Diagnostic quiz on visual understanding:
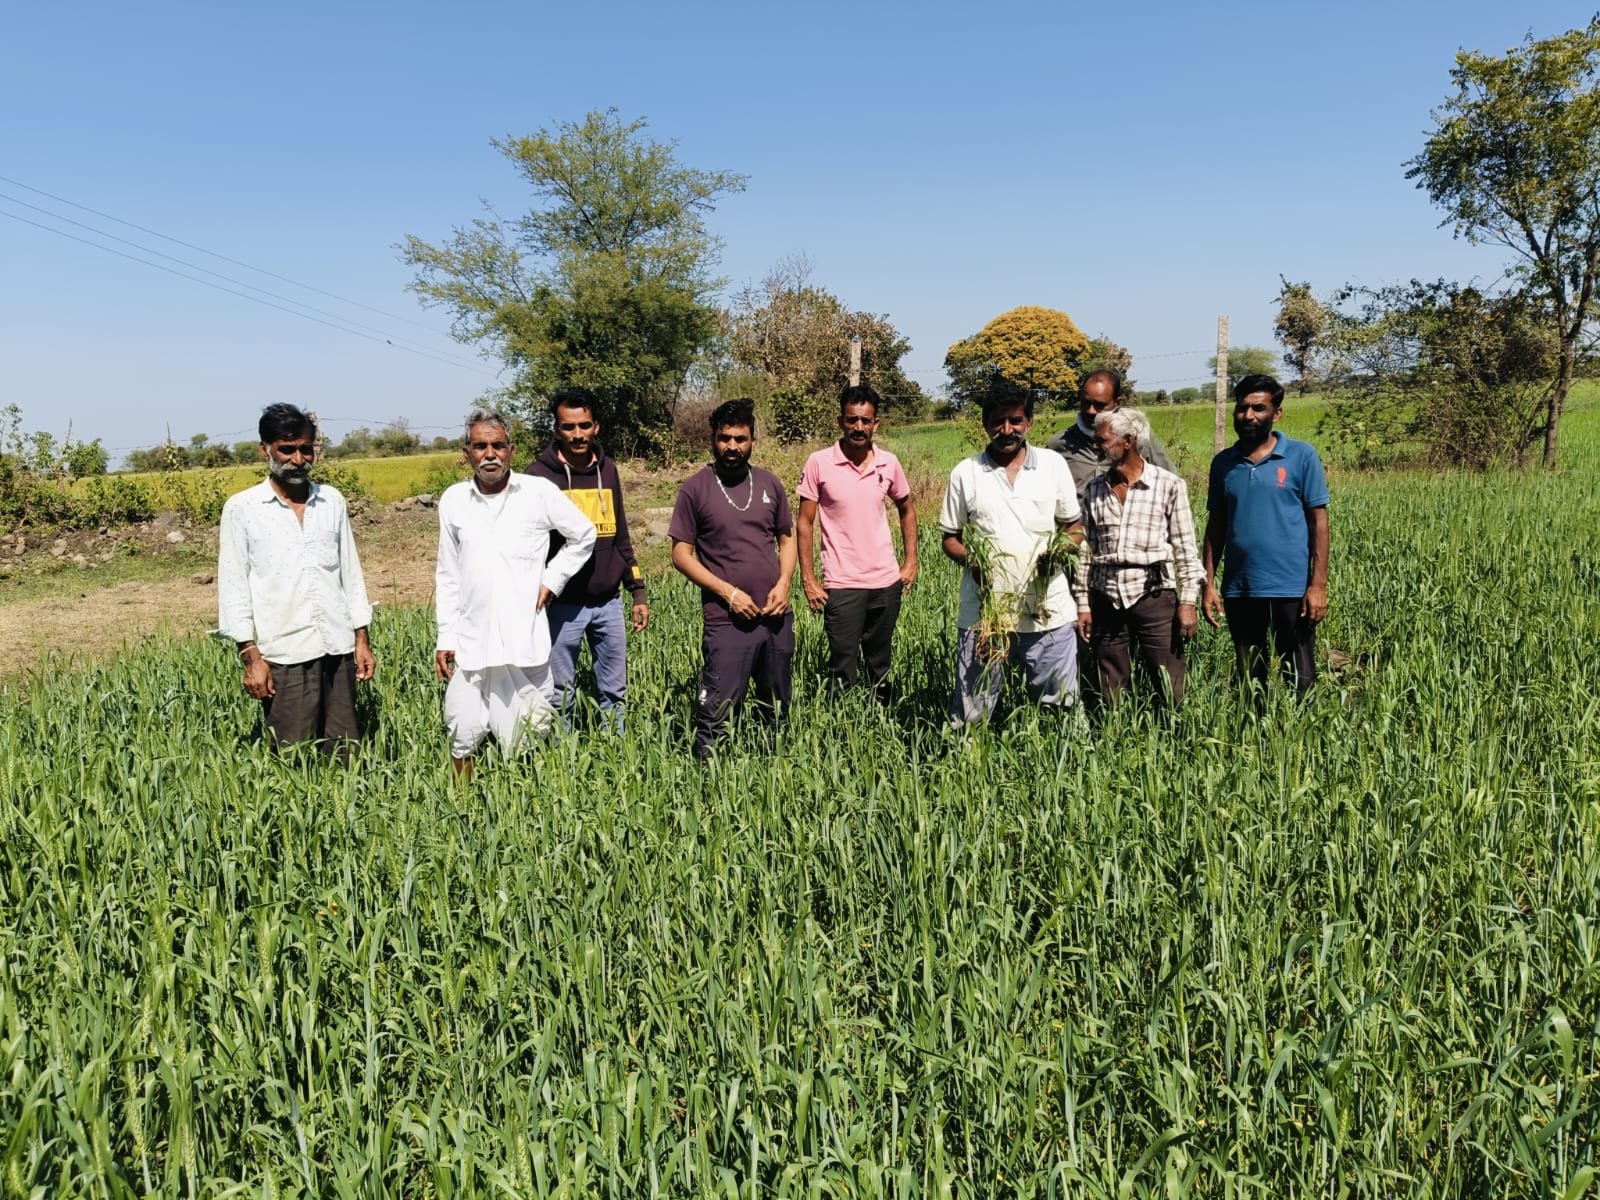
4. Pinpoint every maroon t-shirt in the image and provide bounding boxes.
[669,464,793,624]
